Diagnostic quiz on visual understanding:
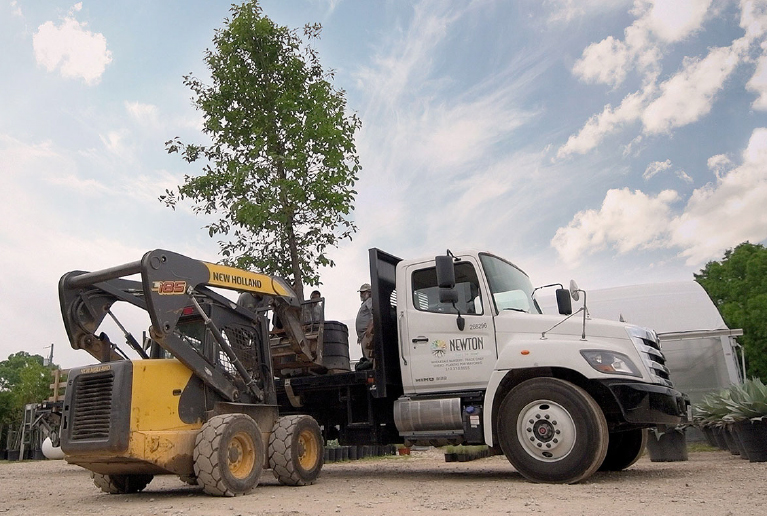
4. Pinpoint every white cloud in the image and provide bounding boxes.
[643,159,672,180]
[739,0,767,42]
[676,169,694,183]
[544,0,631,24]
[557,89,649,158]
[99,130,130,157]
[559,0,756,157]
[642,44,743,134]
[746,45,767,110]
[637,0,712,44]
[47,174,112,196]
[125,101,160,126]
[573,36,631,87]
[553,127,767,266]
[33,13,112,85]
[643,159,694,183]
[551,188,680,266]
[10,0,21,16]
[572,0,712,88]
[707,153,733,180]
[671,128,767,263]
